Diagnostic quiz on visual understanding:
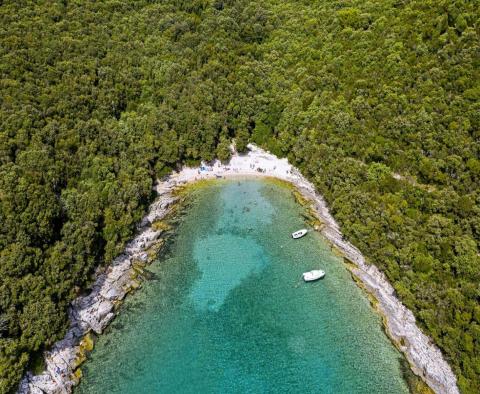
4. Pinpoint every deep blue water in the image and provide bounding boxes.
[77,179,409,393]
